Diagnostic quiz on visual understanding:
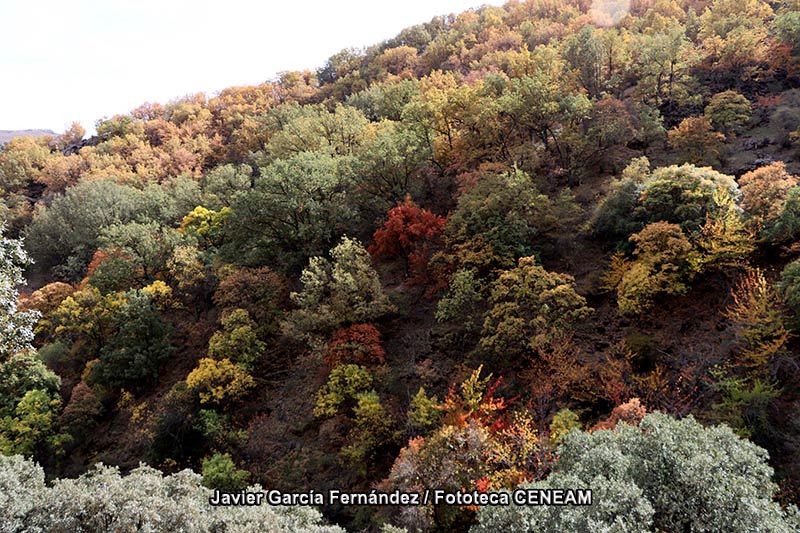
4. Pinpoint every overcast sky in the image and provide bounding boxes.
[0,0,503,134]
